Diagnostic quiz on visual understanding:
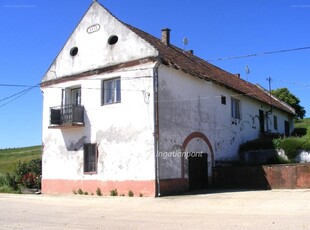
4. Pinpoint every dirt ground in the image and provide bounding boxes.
[0,189,309,230]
